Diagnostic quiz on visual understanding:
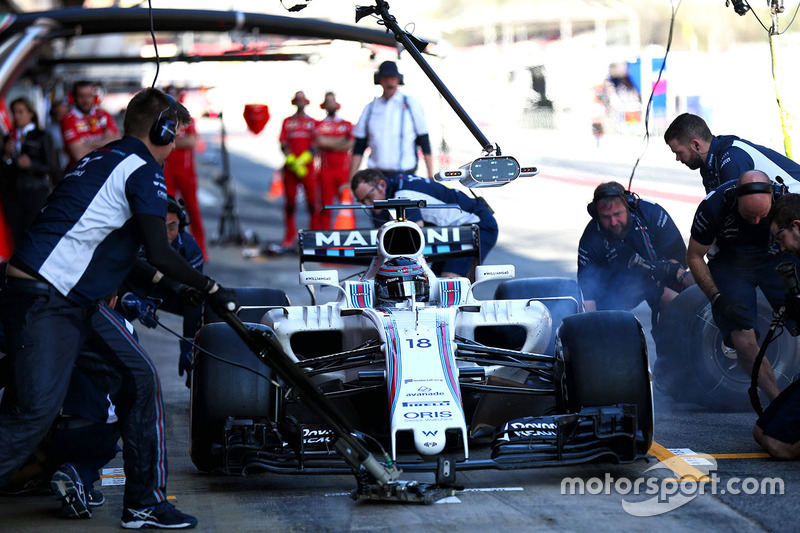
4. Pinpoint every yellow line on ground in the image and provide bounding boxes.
[671,452,770,459]
[707,453,770,459]
[647,441,712,481]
